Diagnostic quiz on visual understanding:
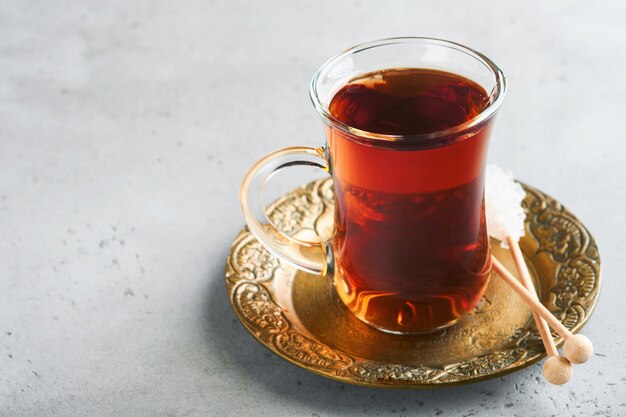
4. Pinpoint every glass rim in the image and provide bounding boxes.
[309,37,507,143]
